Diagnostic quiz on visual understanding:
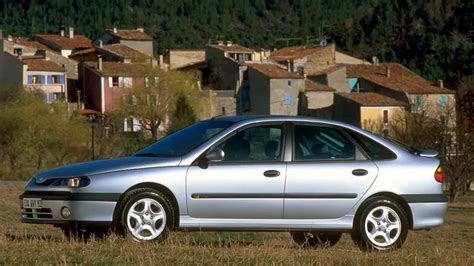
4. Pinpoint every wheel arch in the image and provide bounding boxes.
[353,192,413,230]
[112,182,180,230]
